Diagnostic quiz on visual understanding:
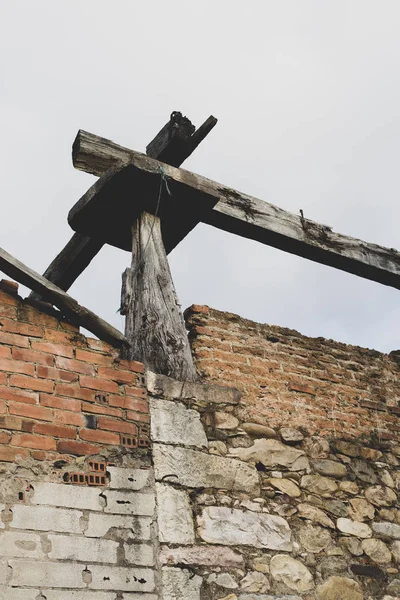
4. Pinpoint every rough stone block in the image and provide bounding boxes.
[10,505,83,533]
[48,534,119,563]
[88,565,154,592]
[159,544,244,568]
[0,531,44,558]
[8,560,86,588]
[108,467,151,490]
[102,491,155,516]
[156,483,195,544]
[31,482,102,511]
[124,543,154,566]
[84,513,152,539]
[197,507,292,551]
[150,398,208,448]
[153,444,259,493]
[162,567,202,600]
[147,371,241,404]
